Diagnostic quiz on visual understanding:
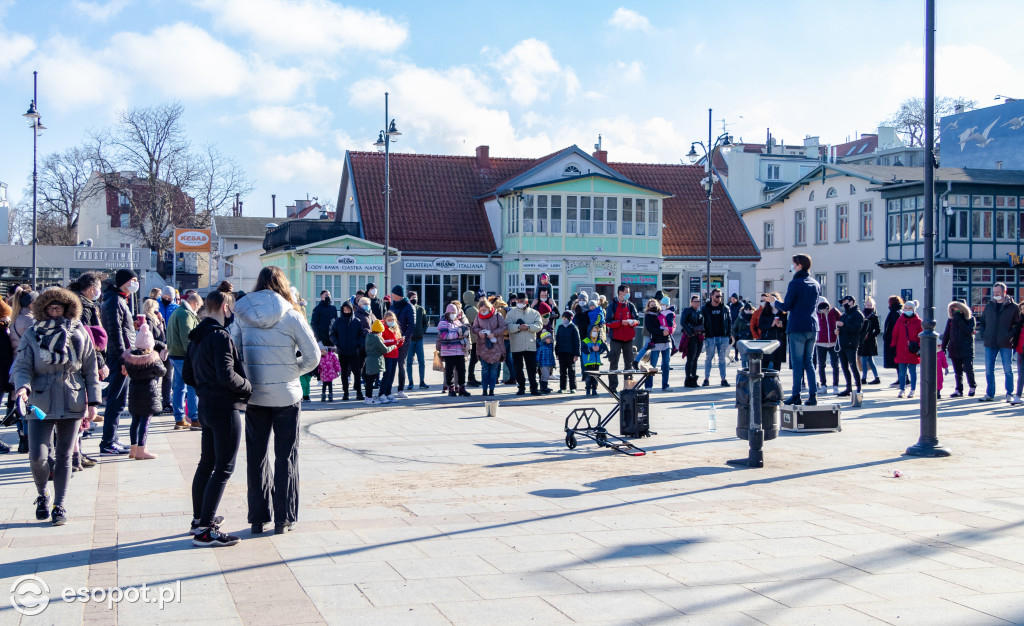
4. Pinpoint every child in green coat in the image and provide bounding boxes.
[363,320,393,405]
[580,326,607,395]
